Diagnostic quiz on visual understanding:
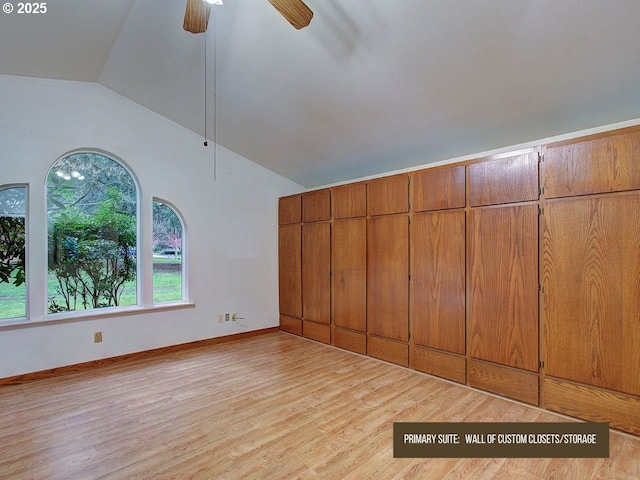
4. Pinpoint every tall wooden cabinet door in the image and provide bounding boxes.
[302,222,331,324]
[278,224,302,318]
[332,218,367,332]
[411,210,465,354]
[367,215,409,342]
[543,194,640,396]
[469,204,539,372]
